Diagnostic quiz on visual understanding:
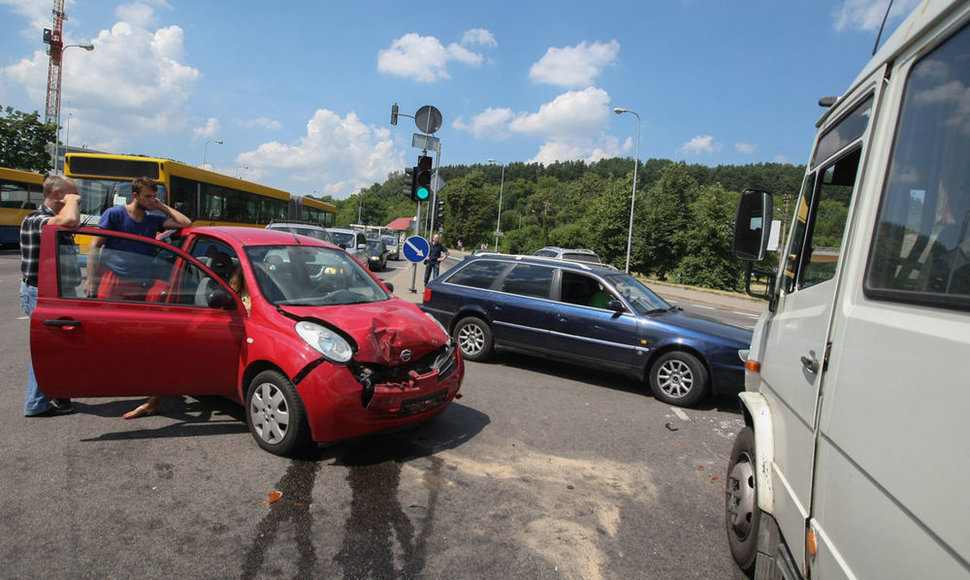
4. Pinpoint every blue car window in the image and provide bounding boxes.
[447,260,508,289]
[501,264,553,299]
